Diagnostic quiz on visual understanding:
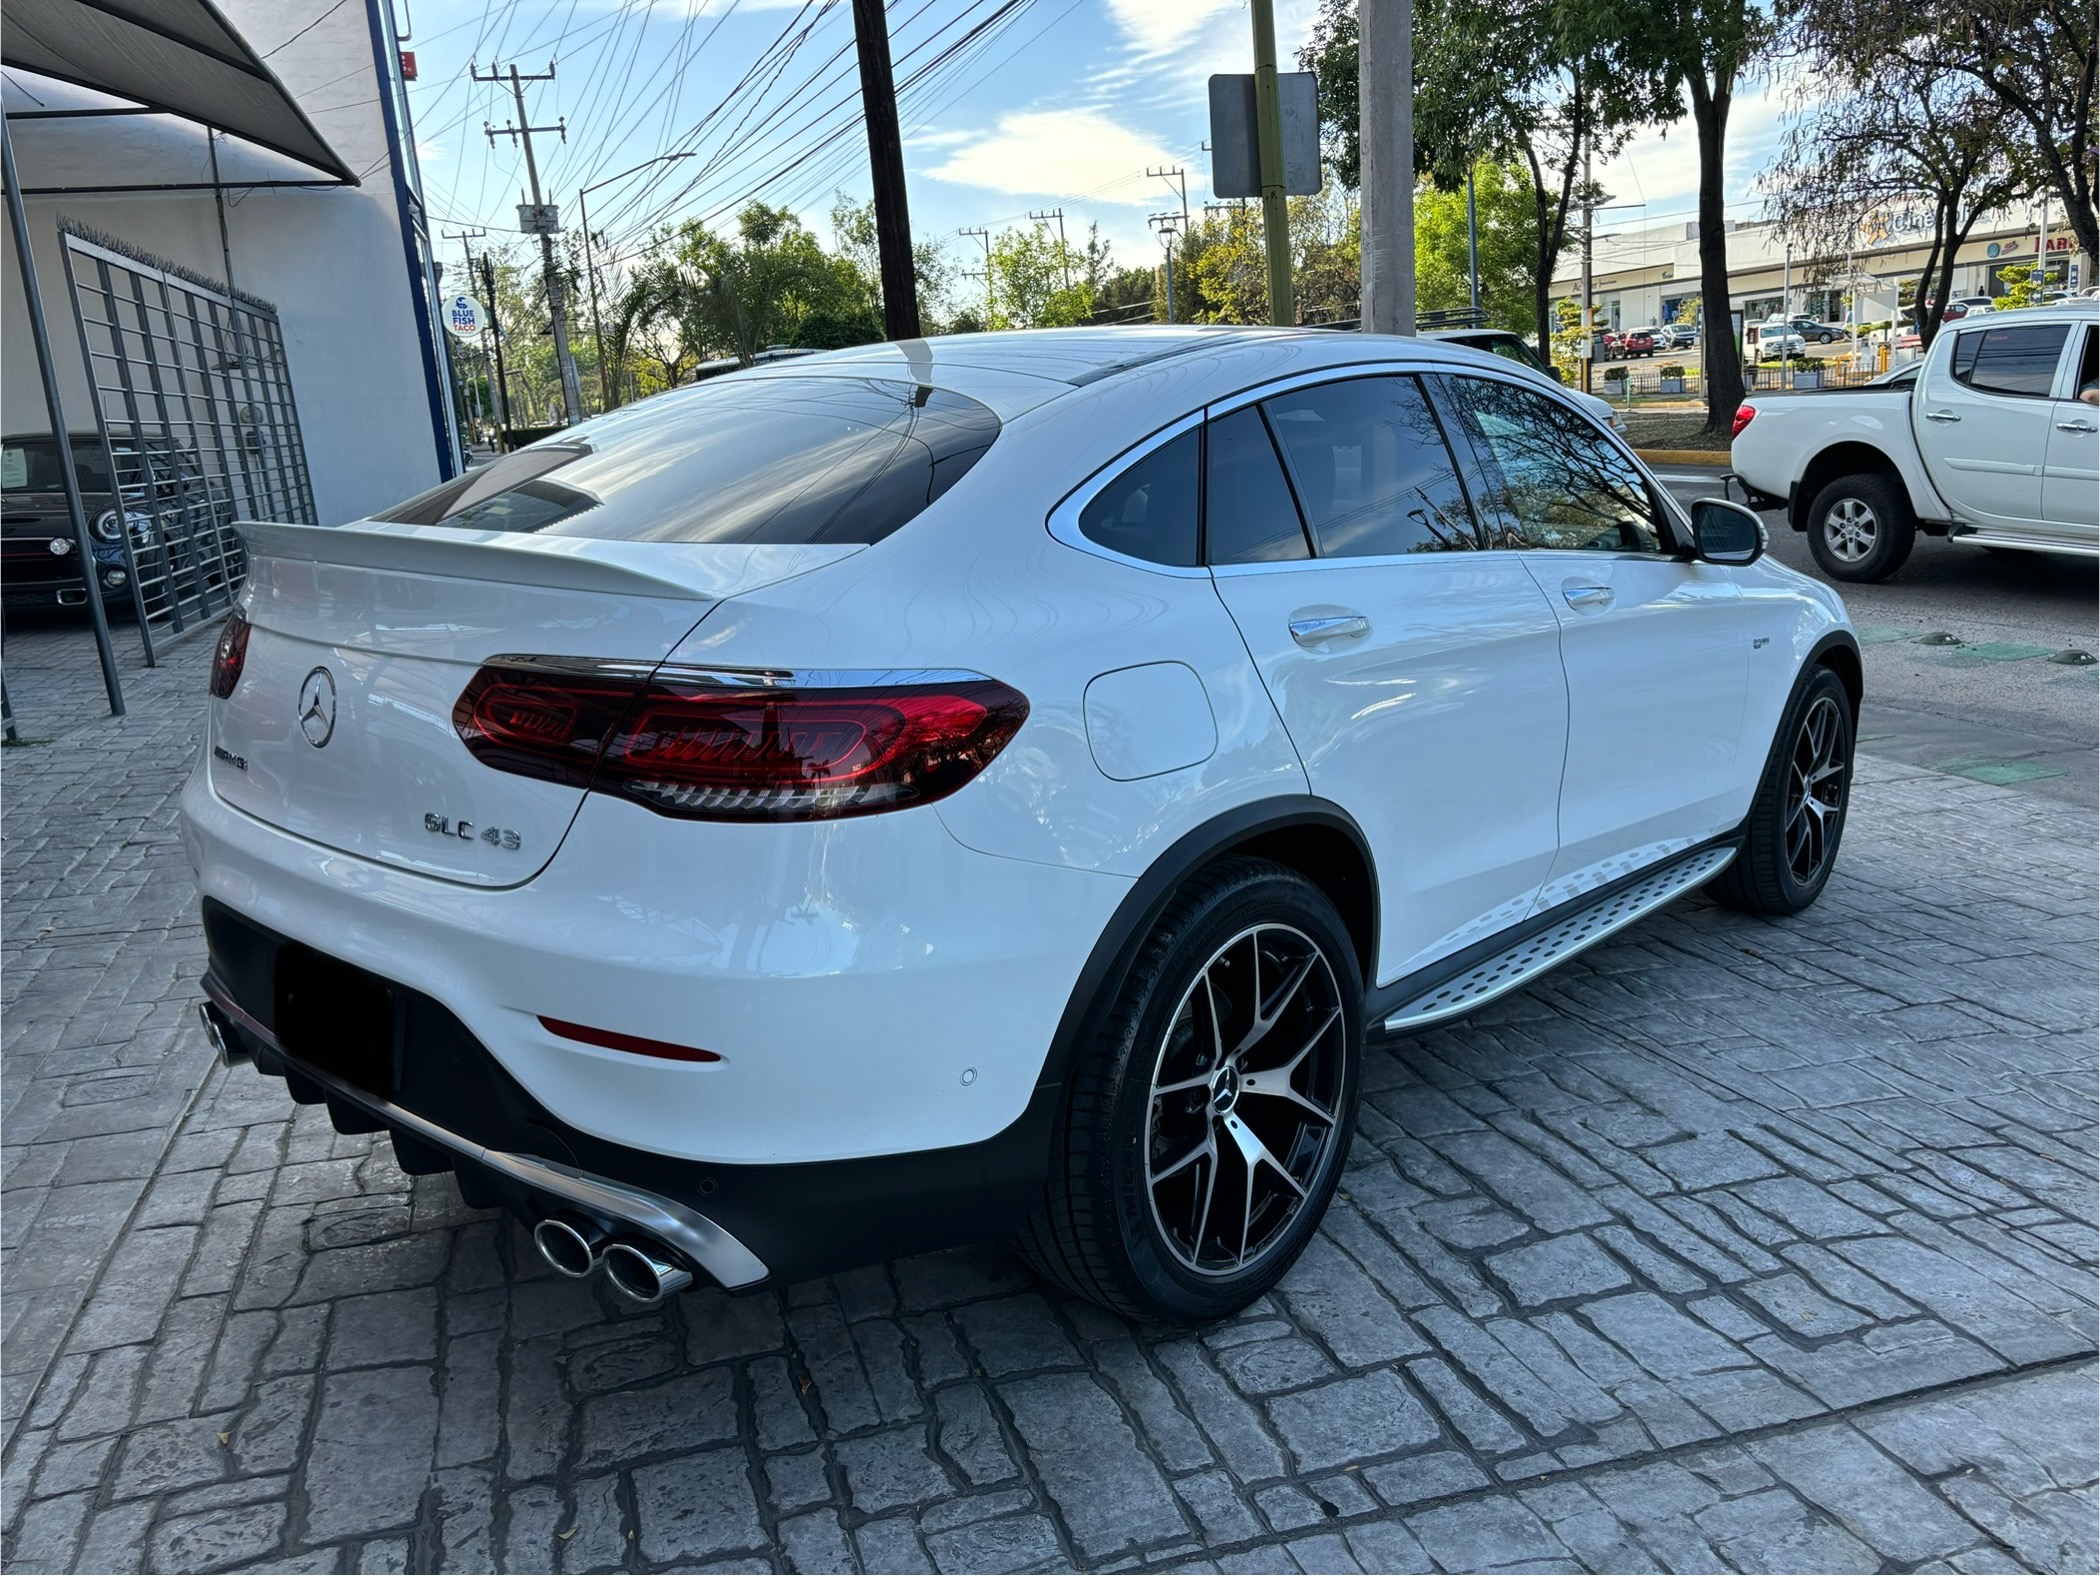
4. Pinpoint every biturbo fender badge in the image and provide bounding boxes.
[424,812,522,851]
[296,666,337,748]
